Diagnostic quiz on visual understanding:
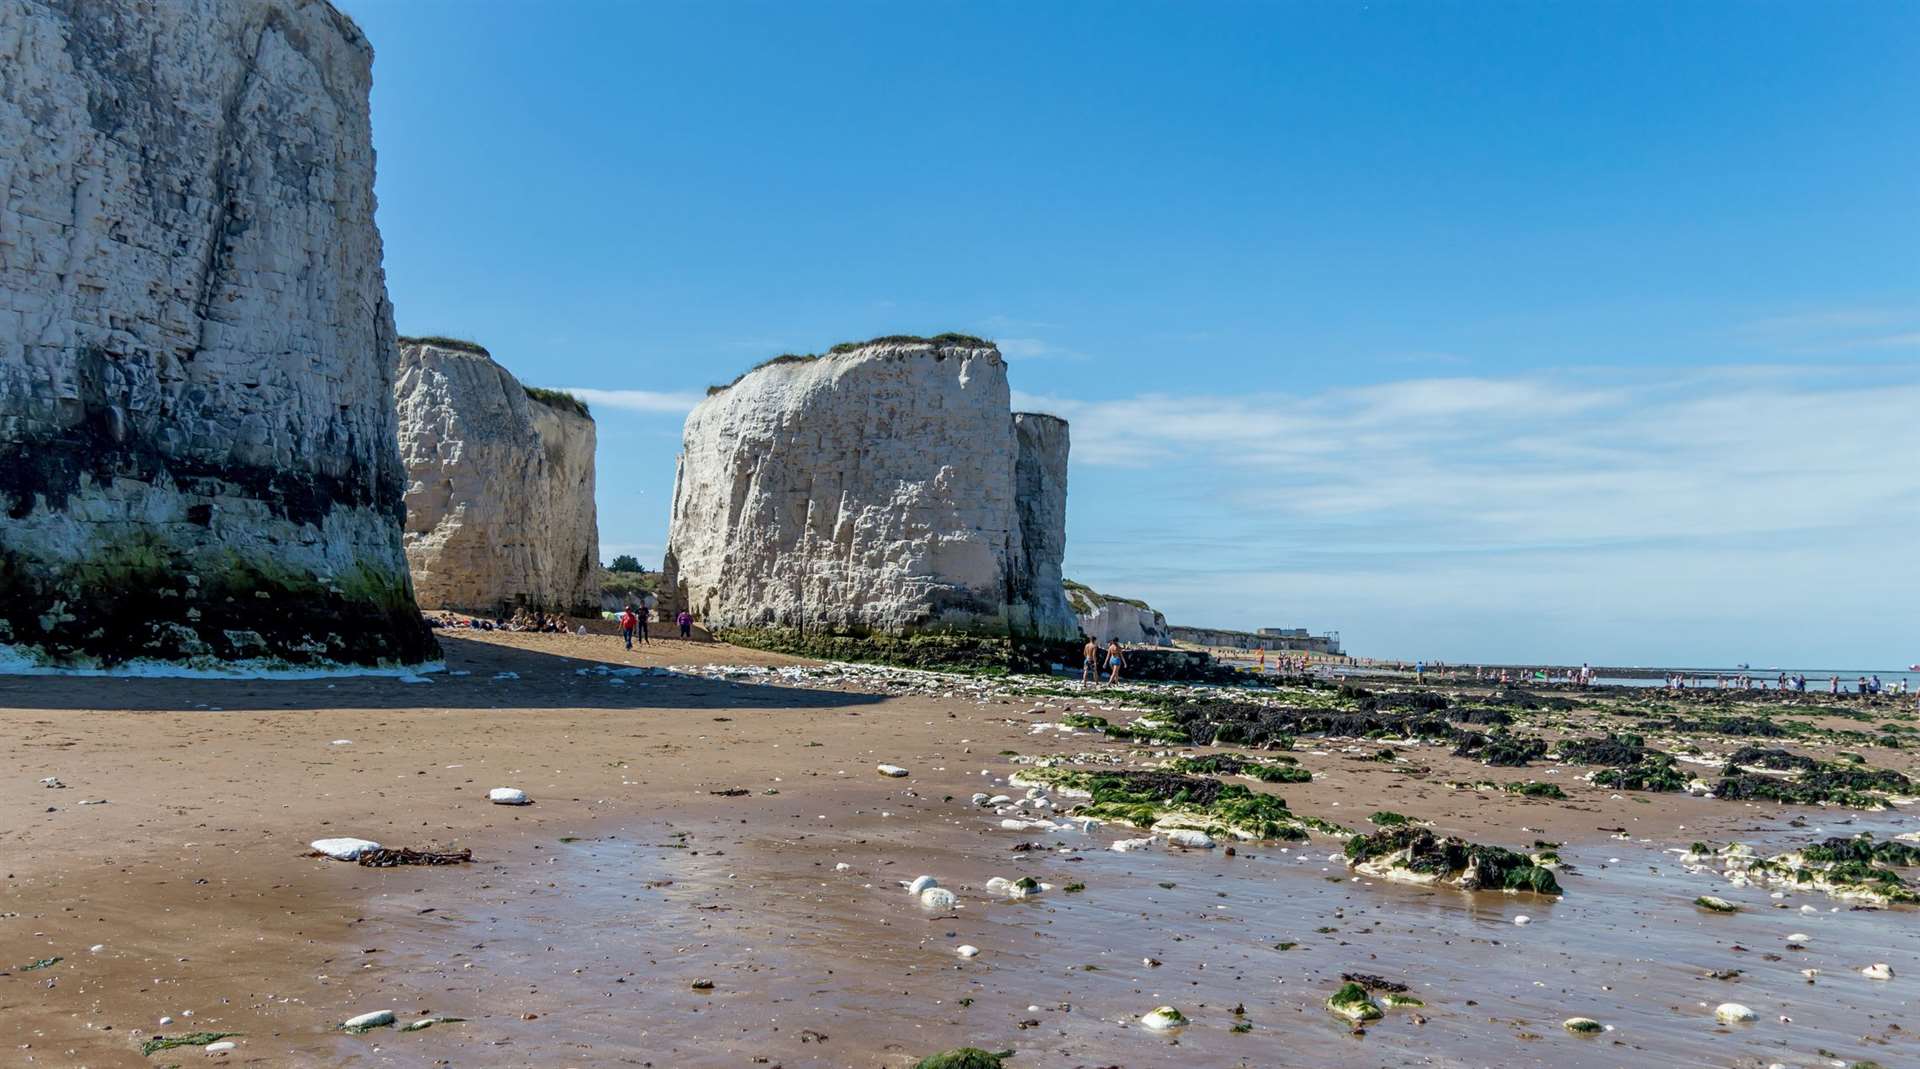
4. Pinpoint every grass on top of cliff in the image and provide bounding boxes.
[1063,579,1153,613]
[398,334,490,356]
[523,385,590,417]
[706,334,997,395]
